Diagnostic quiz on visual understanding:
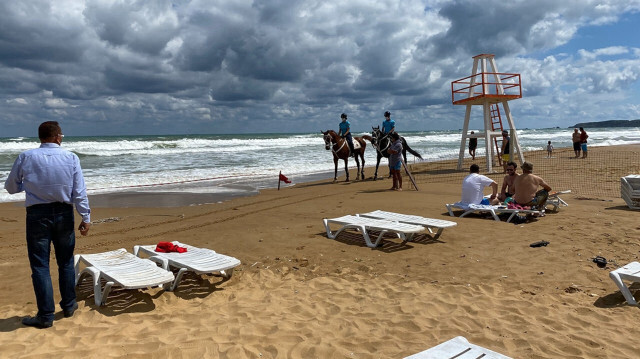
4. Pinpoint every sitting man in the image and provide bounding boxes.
[461,164,499,205]
[513,161,552,209]
[498,161,519,202]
